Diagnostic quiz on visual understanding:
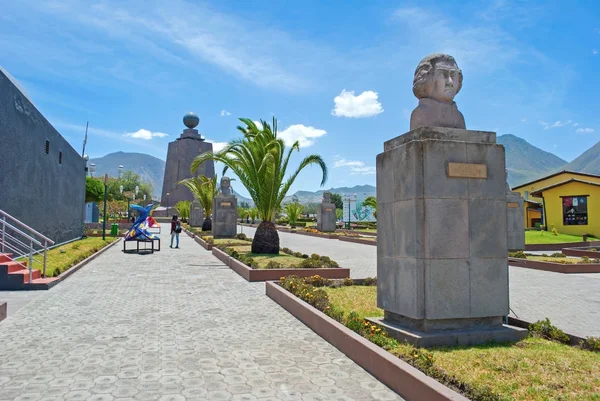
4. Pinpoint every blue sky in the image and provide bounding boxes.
[2,0,599,198]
